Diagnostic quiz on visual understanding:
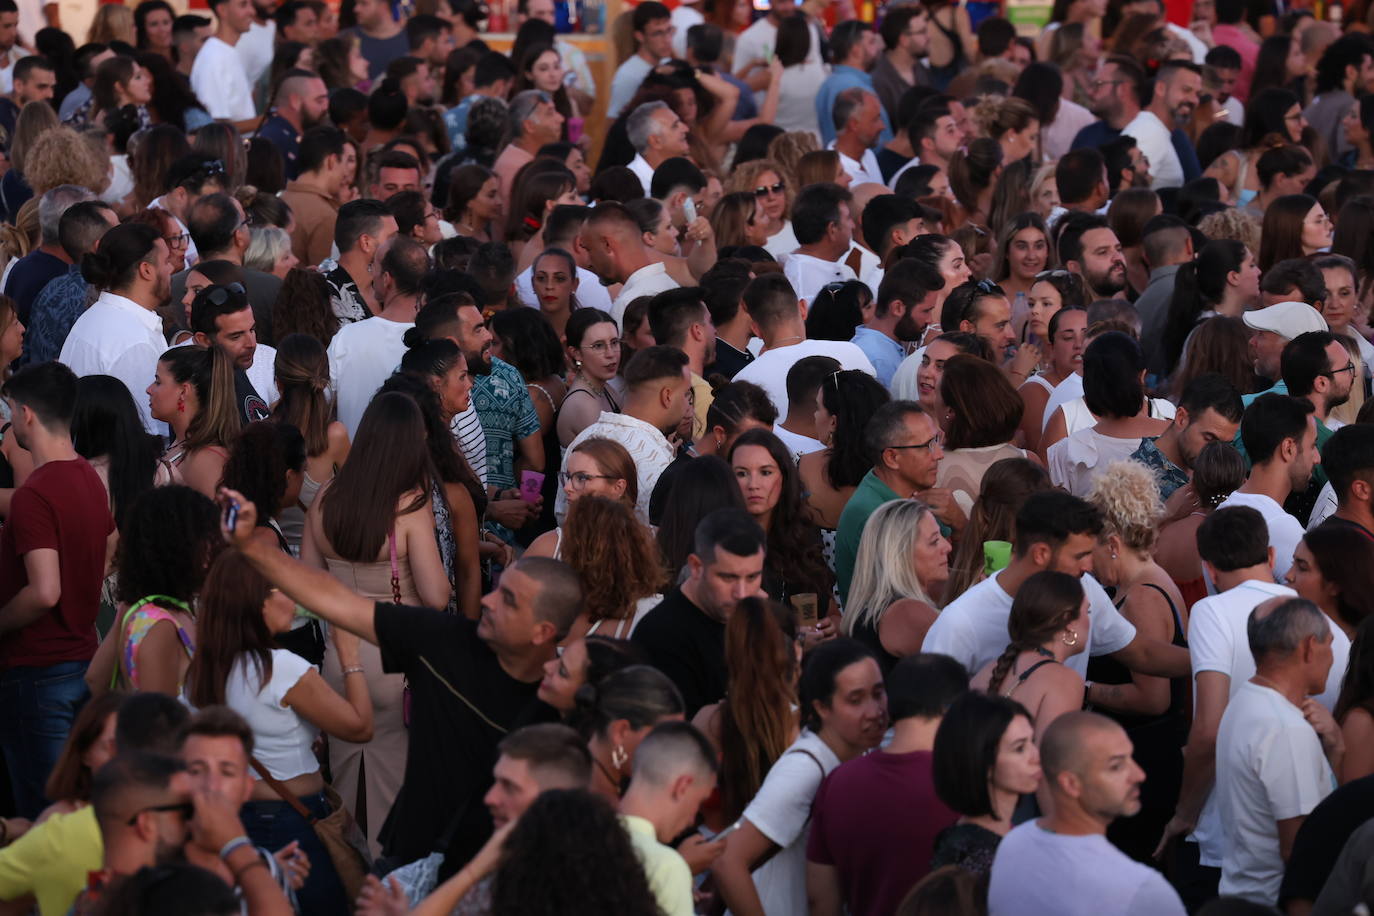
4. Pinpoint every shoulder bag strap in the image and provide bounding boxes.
[389,529,402,604]
[249,758,317,824]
